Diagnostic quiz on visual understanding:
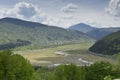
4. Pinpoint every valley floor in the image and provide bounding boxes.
[15,43,117,67]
